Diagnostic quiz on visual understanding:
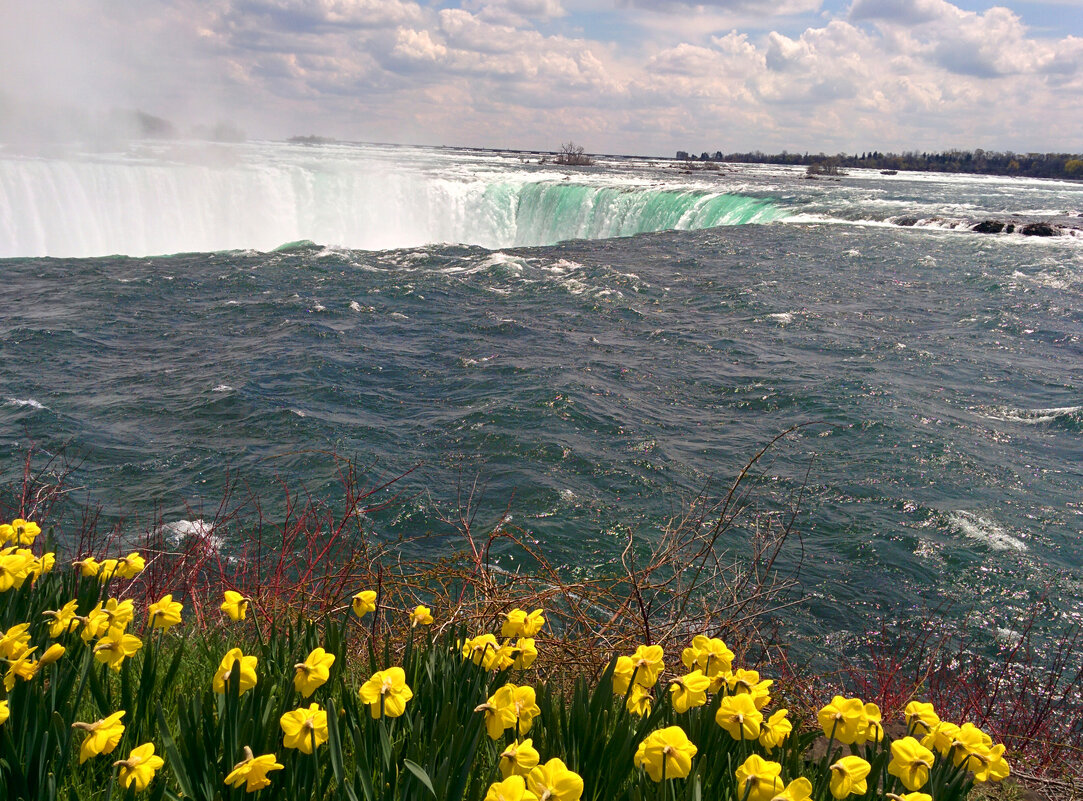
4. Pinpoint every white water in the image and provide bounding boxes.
[0,141,784,258]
